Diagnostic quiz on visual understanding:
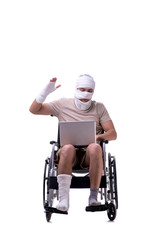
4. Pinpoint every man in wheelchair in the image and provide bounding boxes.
[29,74,117,213]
